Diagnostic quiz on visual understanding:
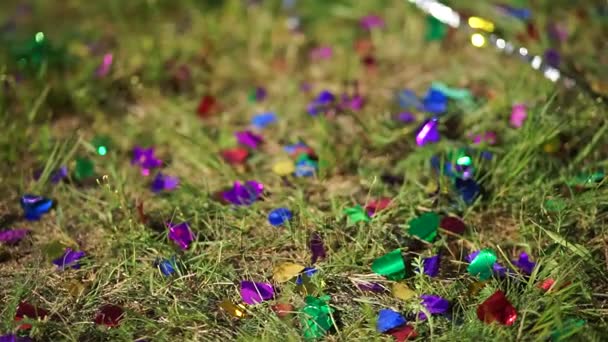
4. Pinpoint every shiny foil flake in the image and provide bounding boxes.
[20,194,53,221]
[418,295,449,320]
[240,281,275,305]
[439,216,466,235]
[421,89,447,114]
[95,53,113,78]
[222,181,264,205]
[197,95,218,118]
[415,118,440,146]
[389,324,417,341]
[268,207,293,226]
[344,205,370,224]
[307,90,336,116]
[74,157,95,180]
[0,334,32,342]
[132,146,162,176]
[420,255,440,277]
[477,291,517,326]
[235,130,264,149]
[251,112,277,129]
[371,249,406,280]
[167,222,195,250]
[155,257,177,276]
[408,212,440,242]
[309,46,333,61]
[510,103,527,128]
[392,282,416,300]
[467,249,497,280]
[150,173,179,193]
[33,165,68,184]
[300,295,333,340]
[94,304,124,327]
[272,303,295,318]
[0,229,29,244]
[377,309,406,333]
[221,147,249,165]
[365,198,391,217]
[15,301,48,330]
[360,15,384,30]
[273,262,305,283]
[219,300,246,318]
[512,252,536,275]
[52,248,86,270]
[357,282,386,293]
